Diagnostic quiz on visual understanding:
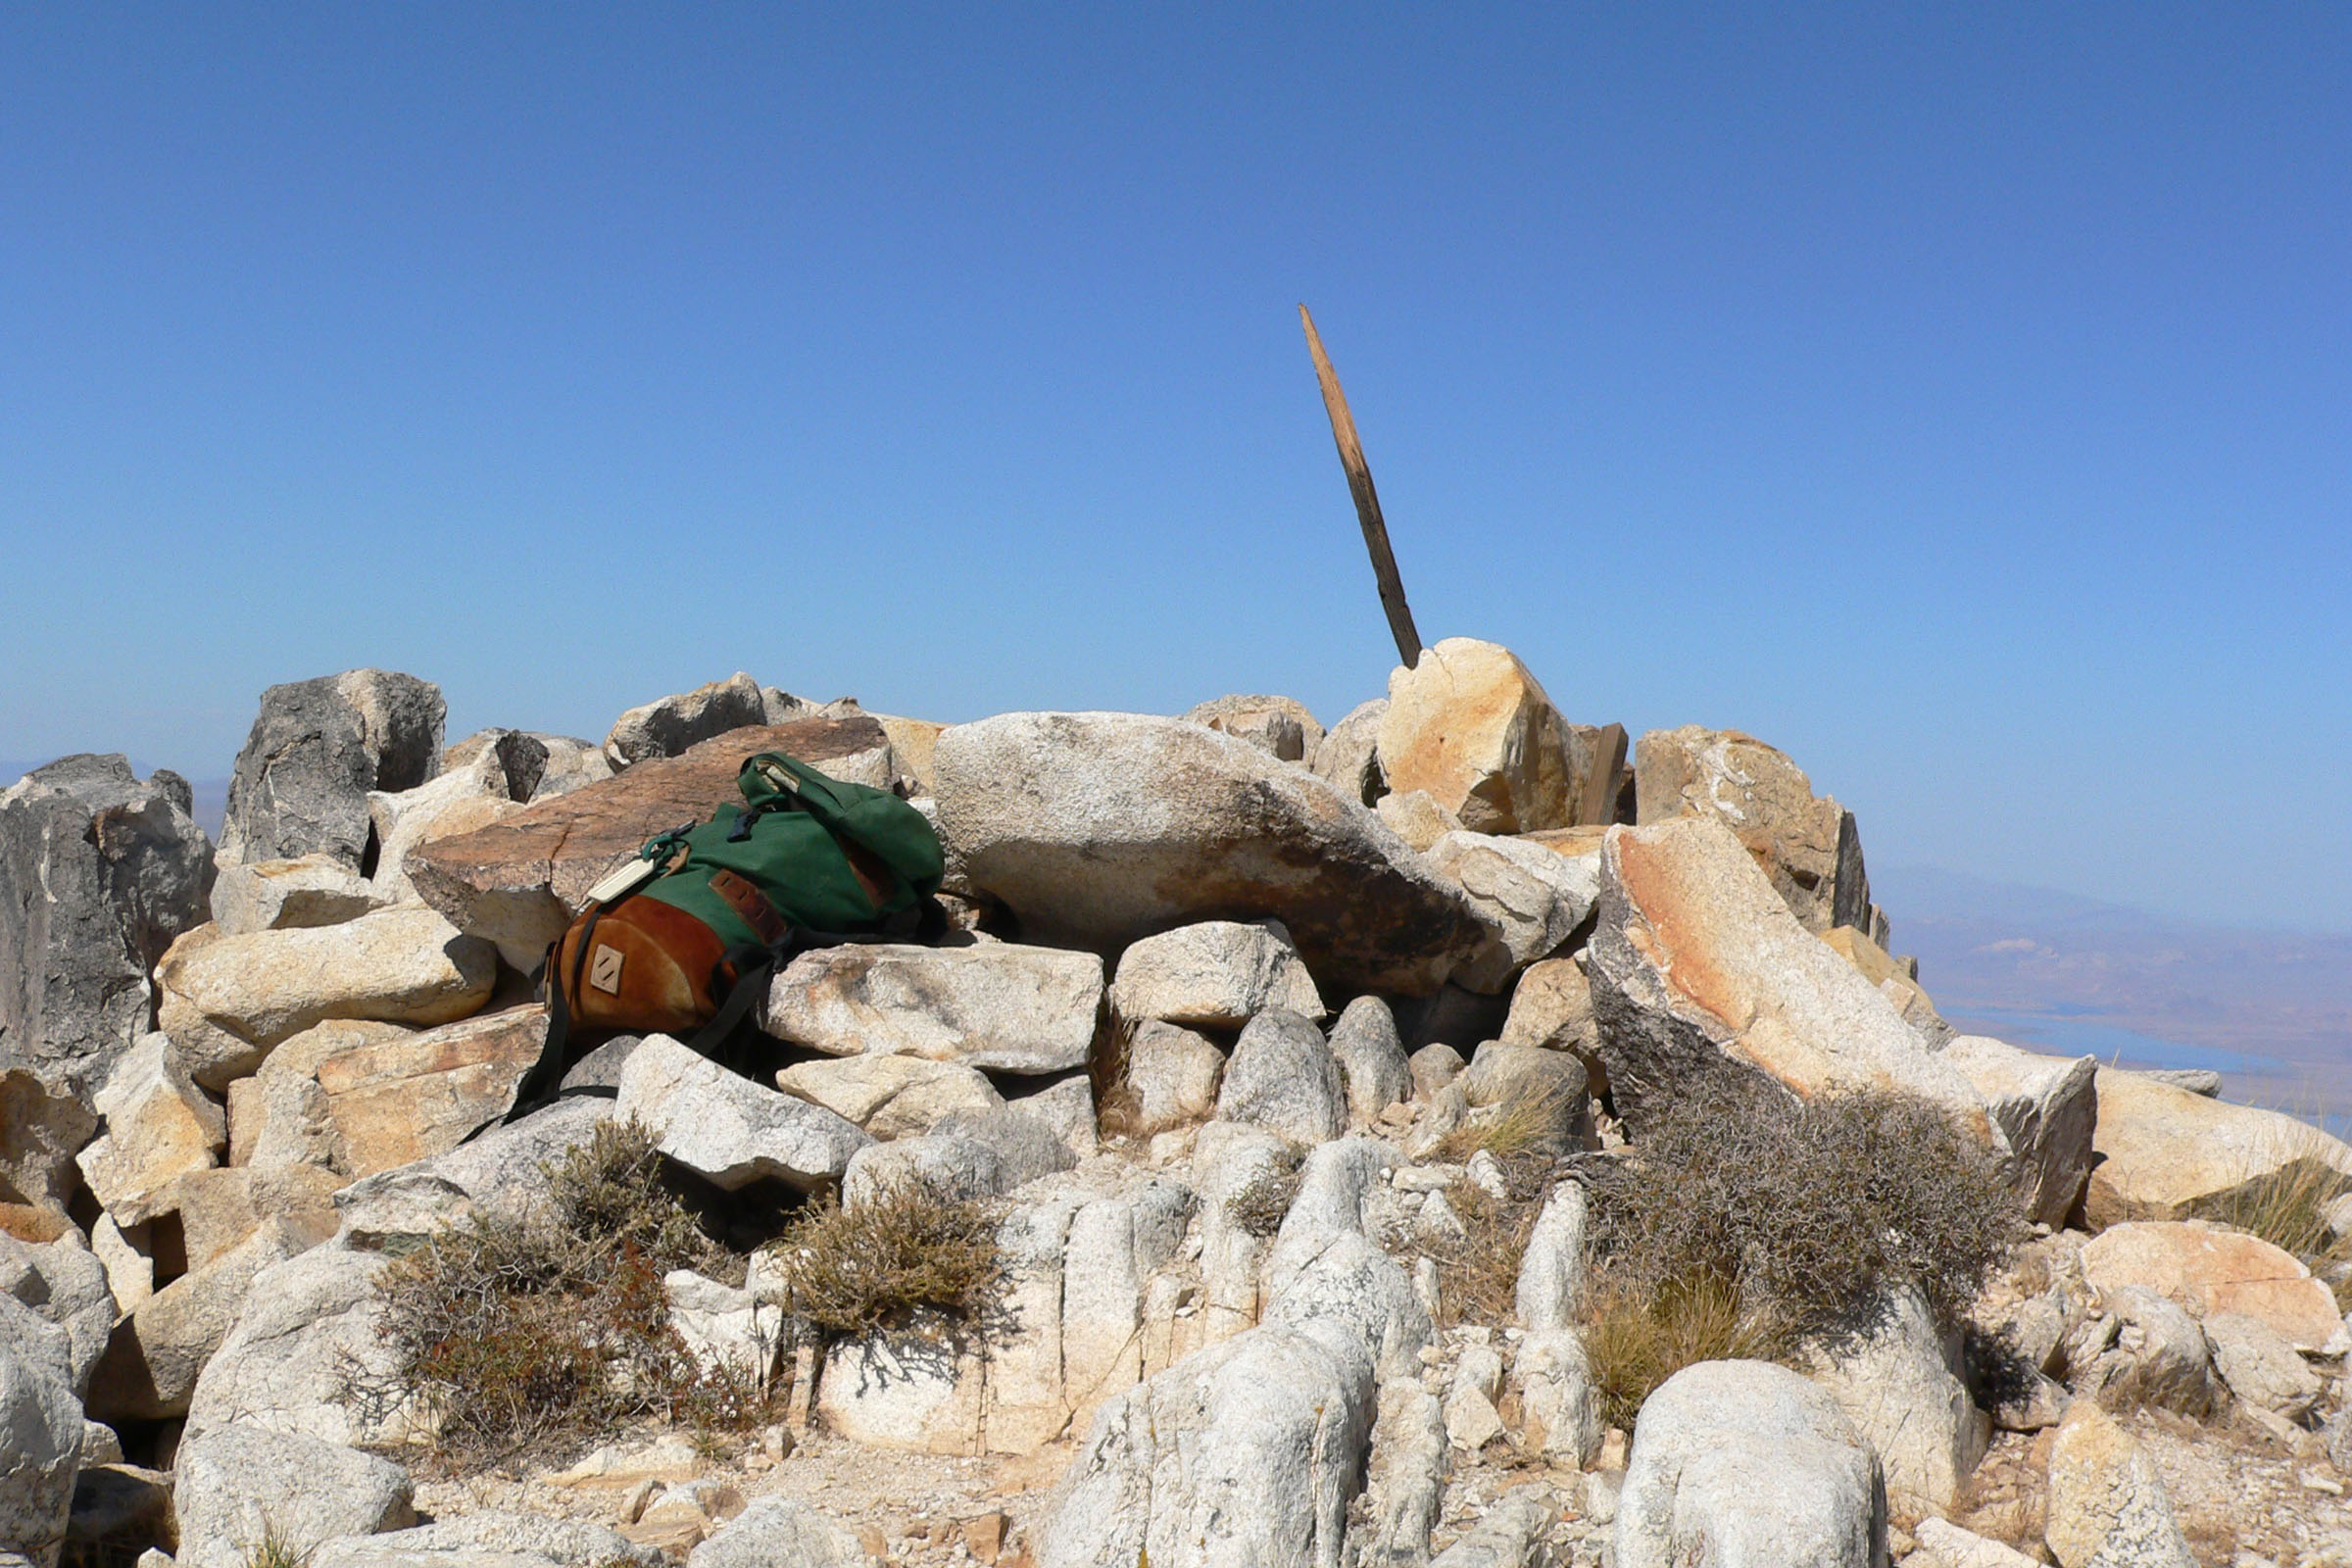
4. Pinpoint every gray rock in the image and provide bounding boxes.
[1122,1020,1225,1136]
[0,757,214,1138]
[1215,1009,1344,1145]
[662,1271,779,1380]
[1445,1343,1506,1450]
[1456,1041,1589,1150]
[1515,1184,1590,1331]
[685,1495,870,1568]
[315,1512,655,1568]
[934,711,1483,995]
[2202,1311,2322,1417]
[174,1426,415,1568]
[87,1219,302,1423]
[760,942,1103,1075]
[616,1035,868,1192]
[1108,919,1324,1029]
[1912,1517,2041,1567]
[1942,1037,2098,1230]
[841,1135,1005,1209]
[2079,1287,2217,1417]
[1181,695,1324,766]
[0,1236,115,1396]
[333,1096,611,1240]
[1499,956,1597,1054]
[183,1245,405,1447]
[1588,815,1998,1144]
[1407,1043,1464,1100]
[1310,699,1387,808]
[1427,1486,1553,1568]
[926,1107,1077,1189]
[1424,830,1600,994]
[218,671,444,870]
[1616,1359,1886,1568]
[1328,997,1409,1126]
[1002,1071,1098,1158]
[1803,1282,1985,1515]
[2134,1068,2222,1097]
[603,672,769,769]
[1514,1327,1601,1468]
[1350,1378,1446,1568]
[208,855,391,937]
[2044,1400,2194,1568]
[0,1328,83,1568]
[1275,1138,1397,1244]
[774,1054,1003,1139]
